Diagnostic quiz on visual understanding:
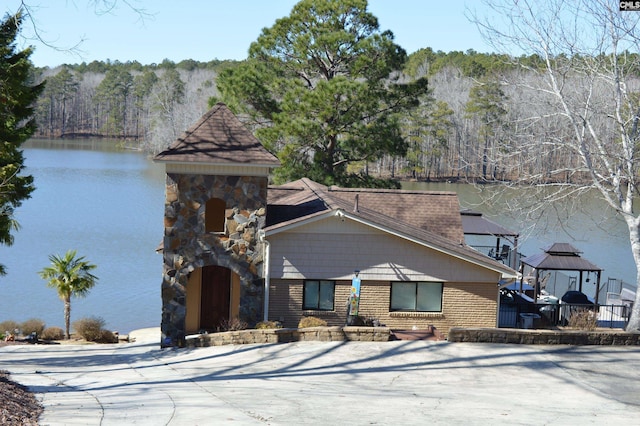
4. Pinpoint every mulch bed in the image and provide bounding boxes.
[0,341,43,425]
